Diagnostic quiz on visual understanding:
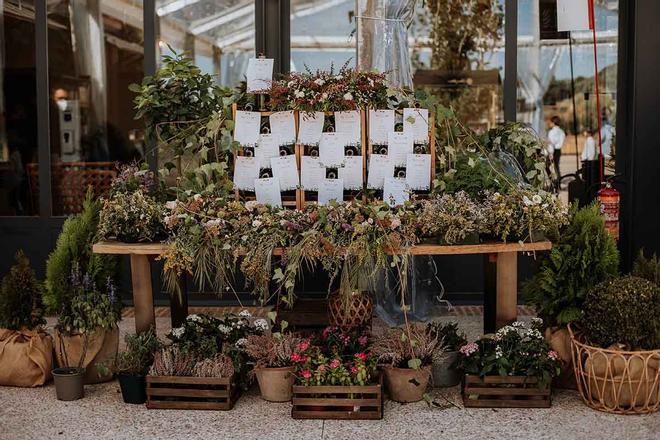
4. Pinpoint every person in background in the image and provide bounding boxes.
[581,128,598,162]
[600,117,614,159]
[547,116,566,187]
